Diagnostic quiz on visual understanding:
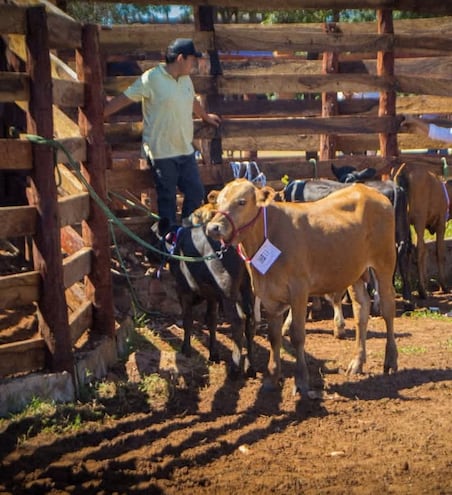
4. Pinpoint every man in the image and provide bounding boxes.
[104,38,221,225]
[401,116,452,143]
